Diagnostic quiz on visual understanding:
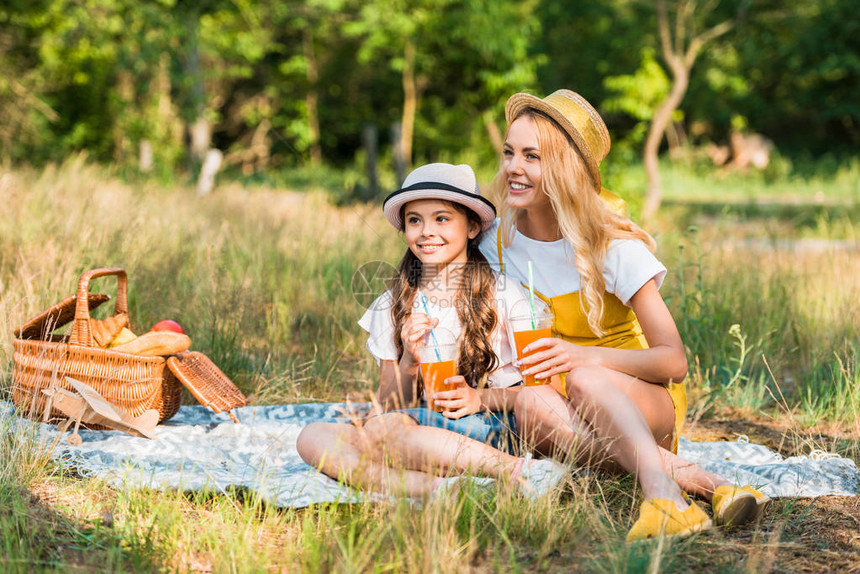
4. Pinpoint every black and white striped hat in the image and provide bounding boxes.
[382,163,496,231]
